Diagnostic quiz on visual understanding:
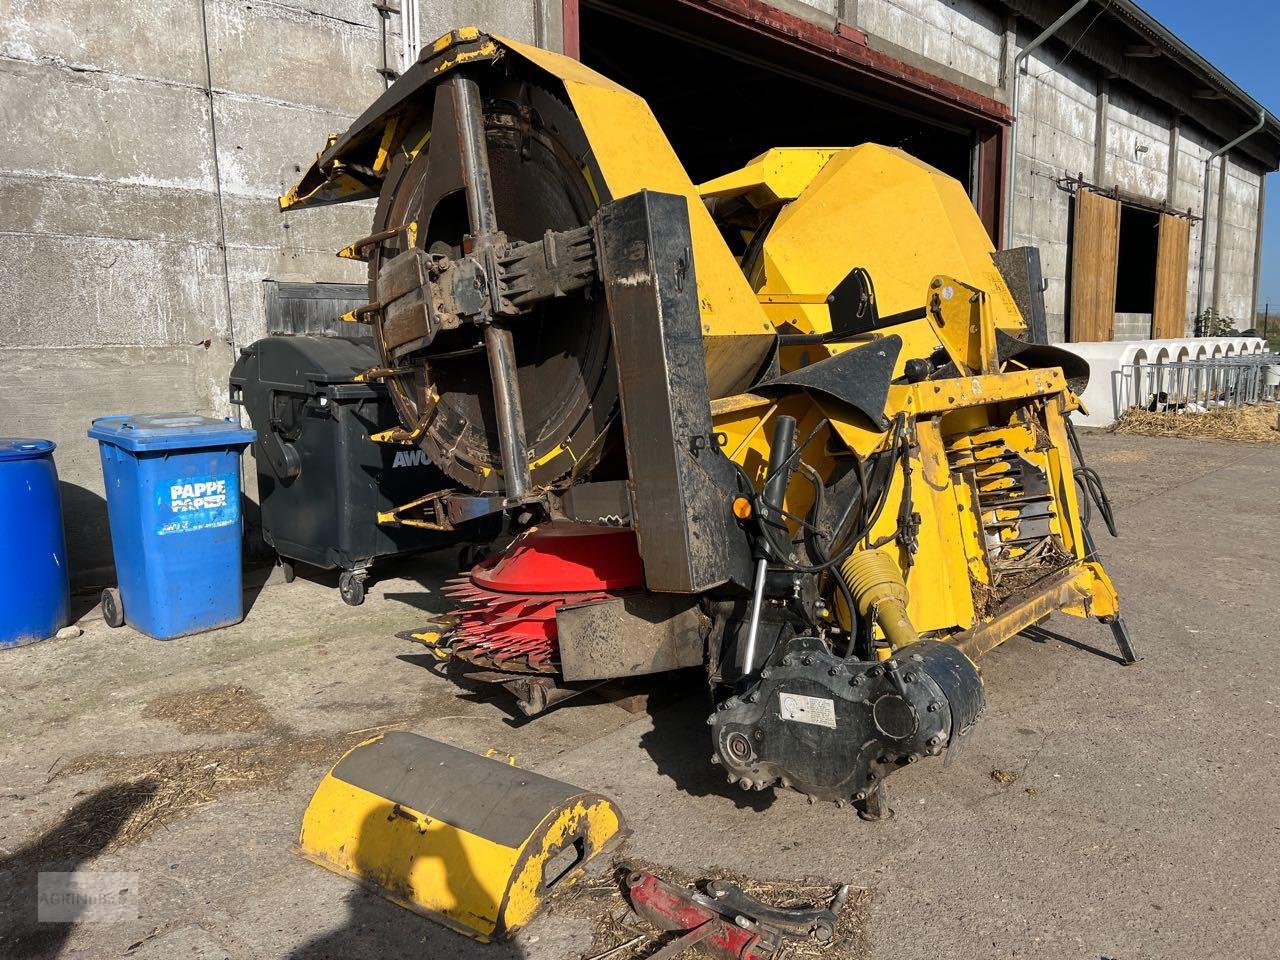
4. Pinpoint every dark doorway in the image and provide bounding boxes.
[580,2,979,192]
[1114,204,1159,314]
